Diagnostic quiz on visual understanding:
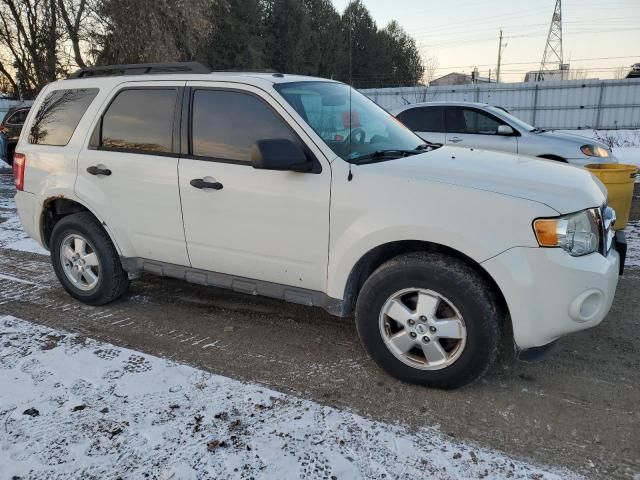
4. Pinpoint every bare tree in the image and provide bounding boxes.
[569,68,589,80]
[423,55,439,84]
[613,65,629,79]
